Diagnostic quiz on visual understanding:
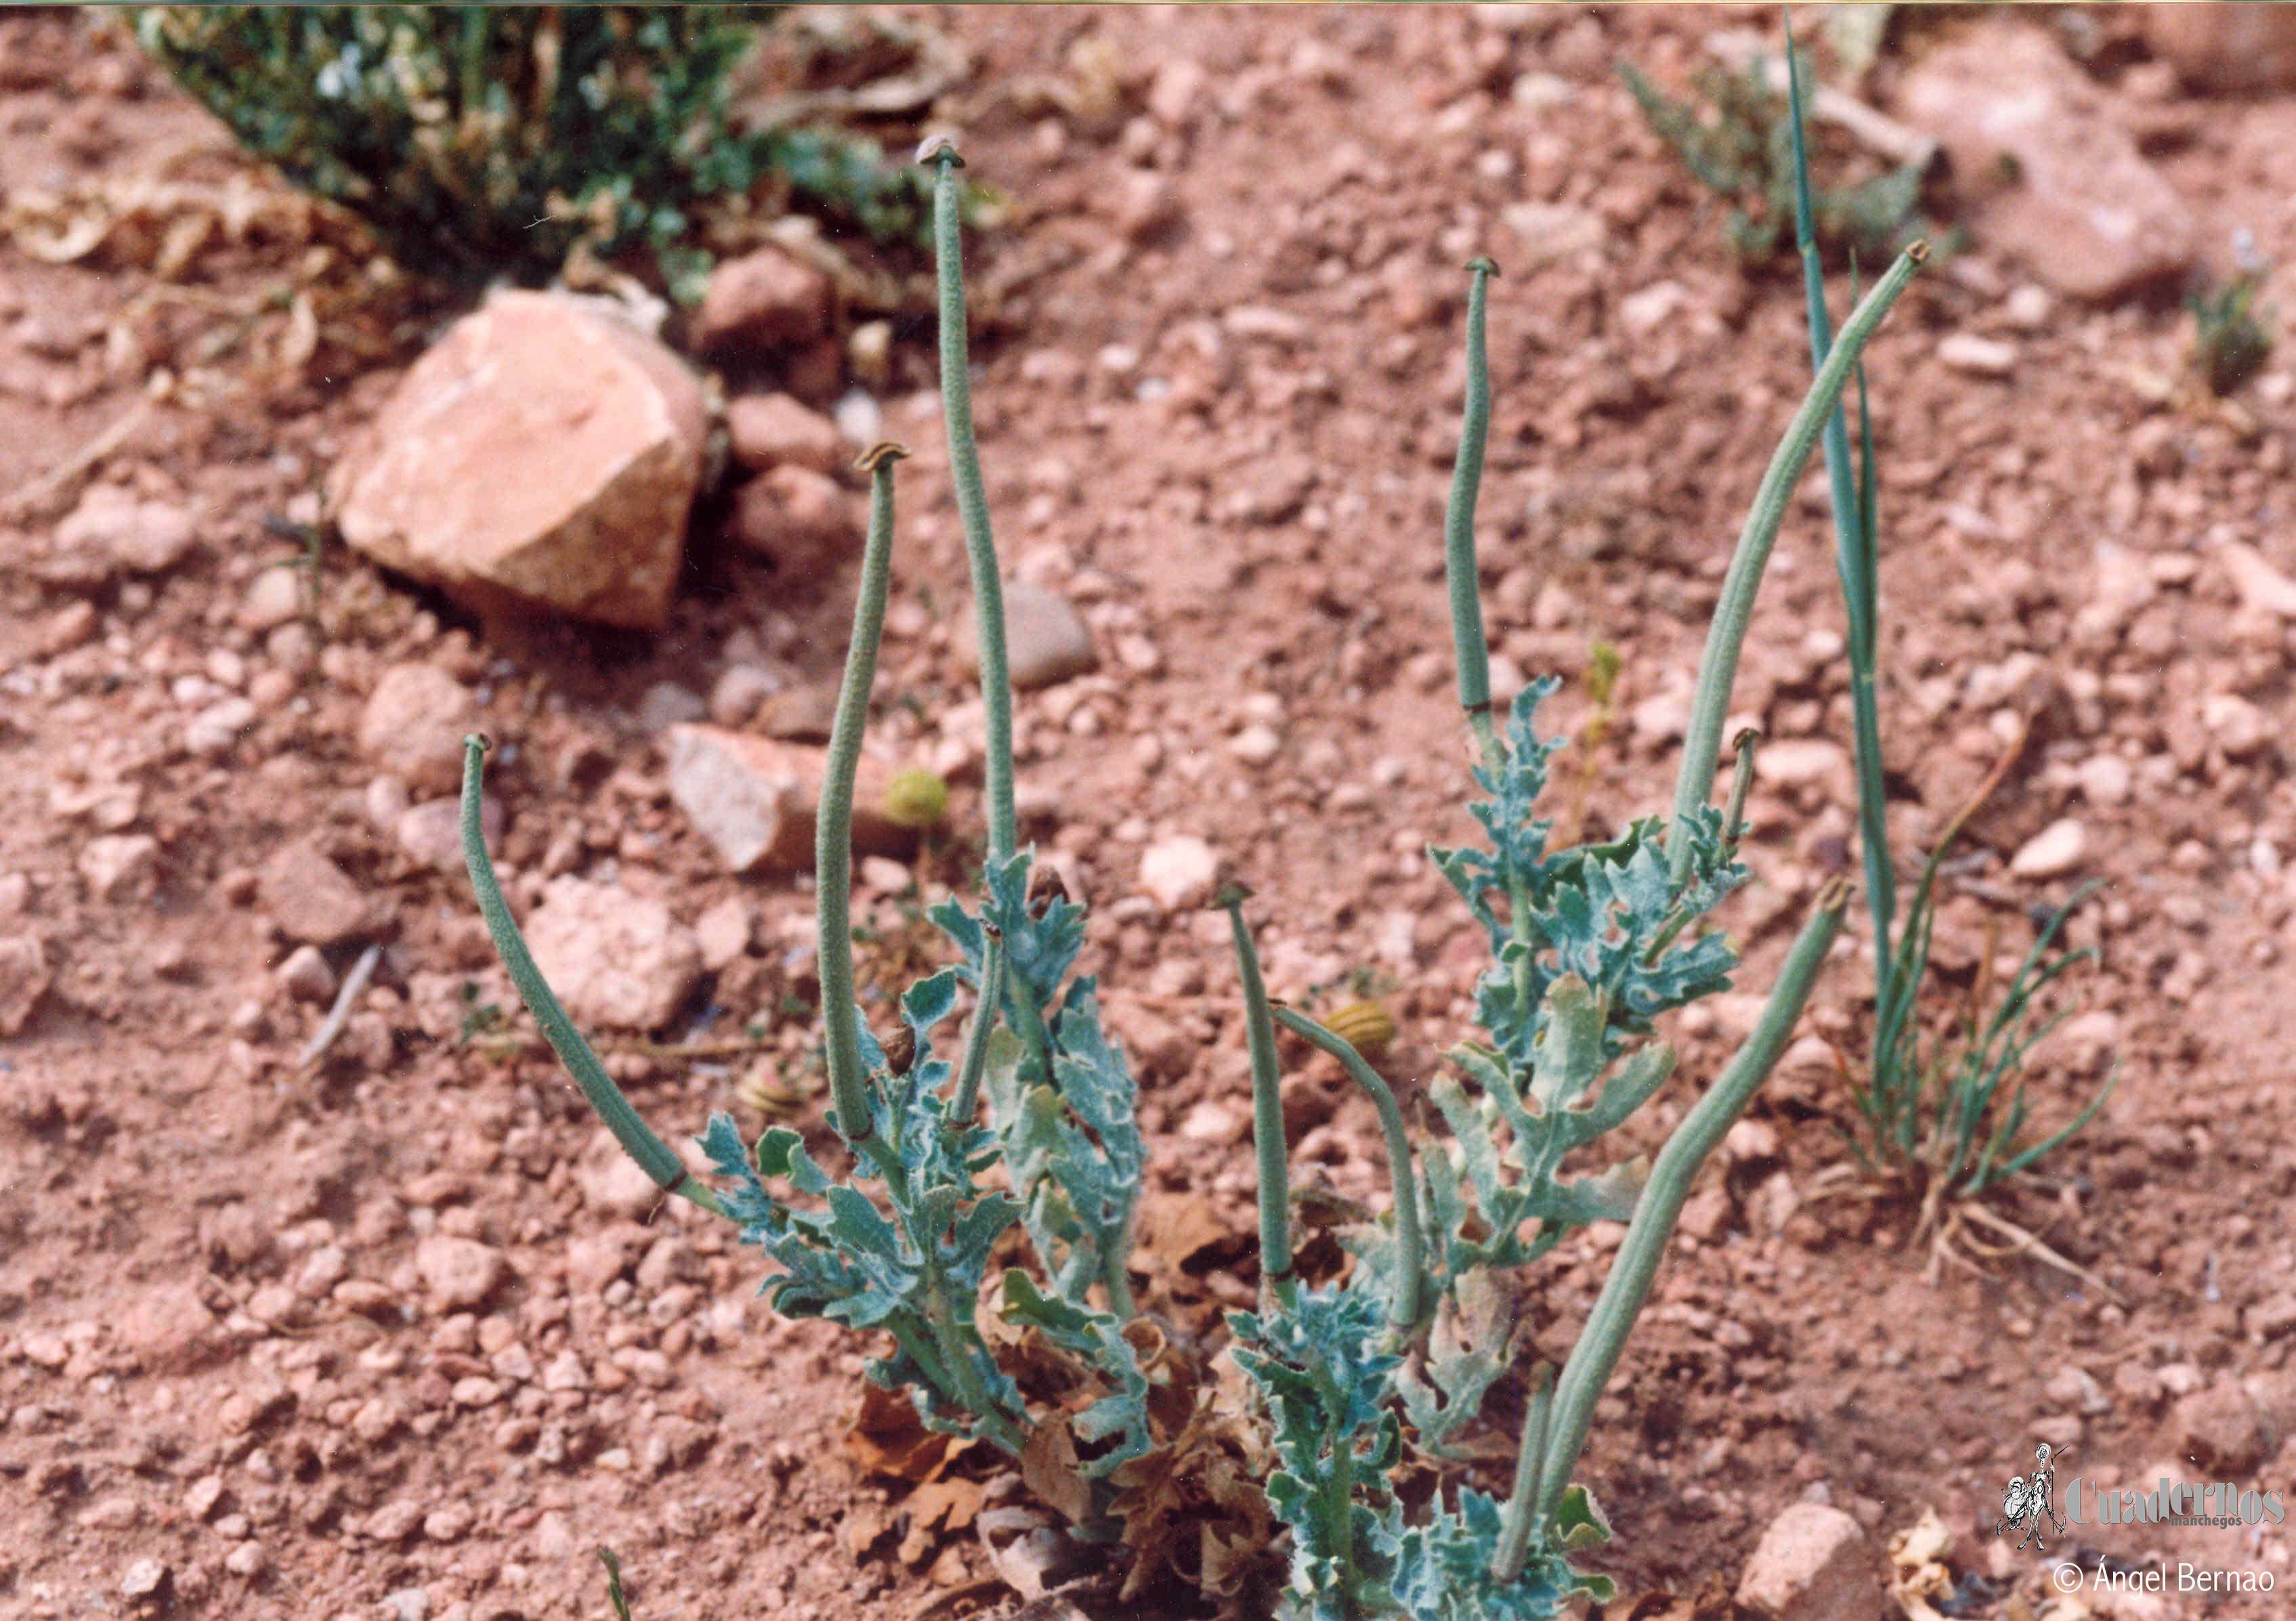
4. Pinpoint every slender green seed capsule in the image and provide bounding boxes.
[1223,888,1295,1312]
[1443,257,1501,721]
[819,445,906,1151]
